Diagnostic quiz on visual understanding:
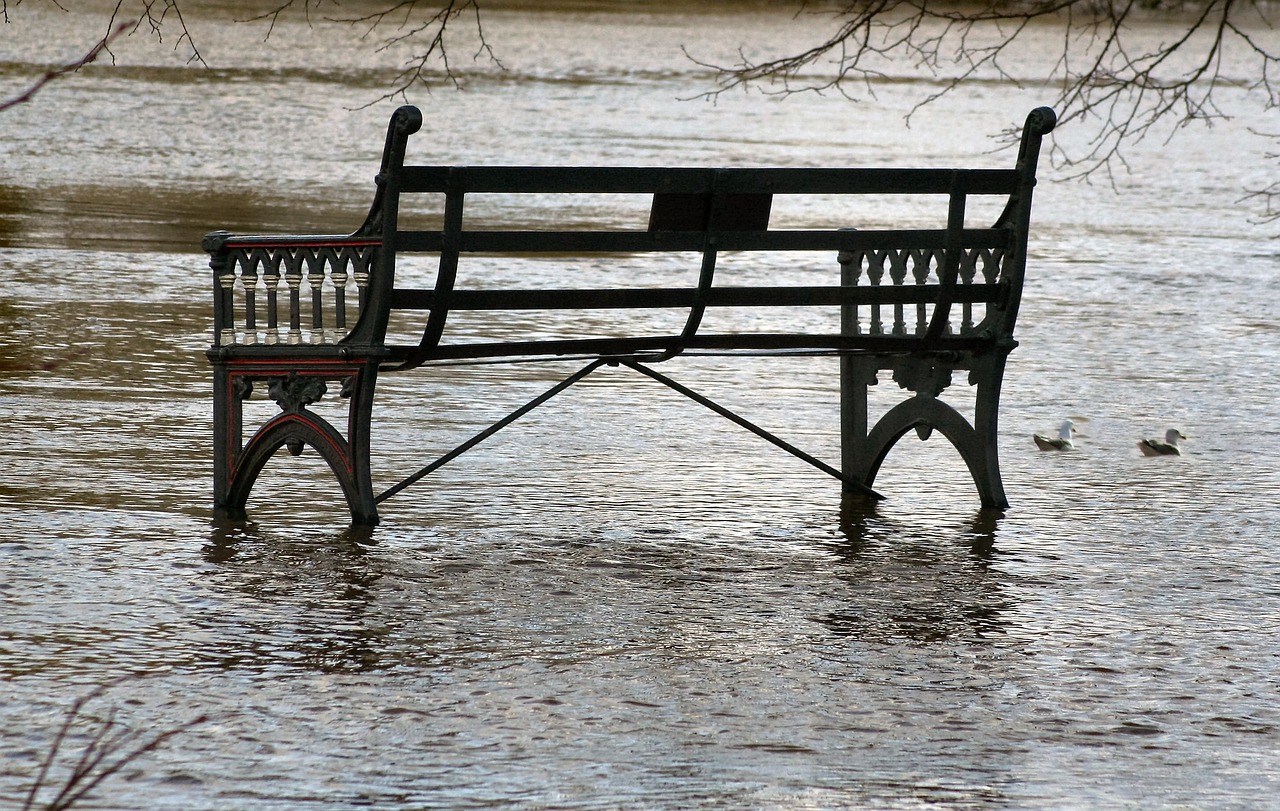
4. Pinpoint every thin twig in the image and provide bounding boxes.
[693,0,1278,189]
[0,19,134,112]
[19,681,207,811]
